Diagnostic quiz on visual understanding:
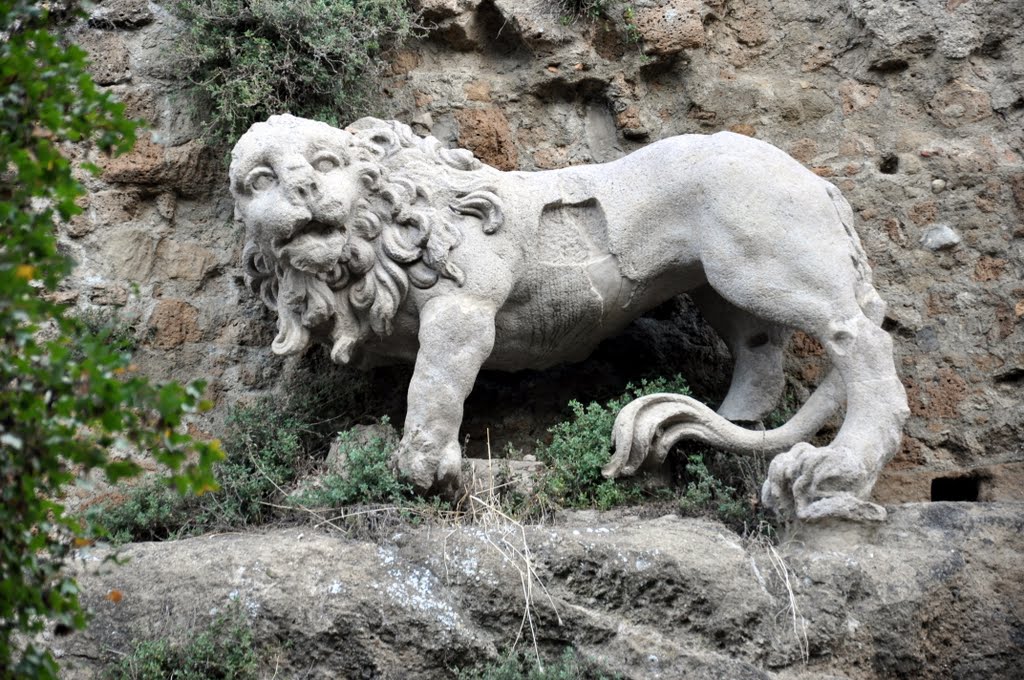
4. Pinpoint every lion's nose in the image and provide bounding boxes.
[282,164,320,204]
[287,177,318,204]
